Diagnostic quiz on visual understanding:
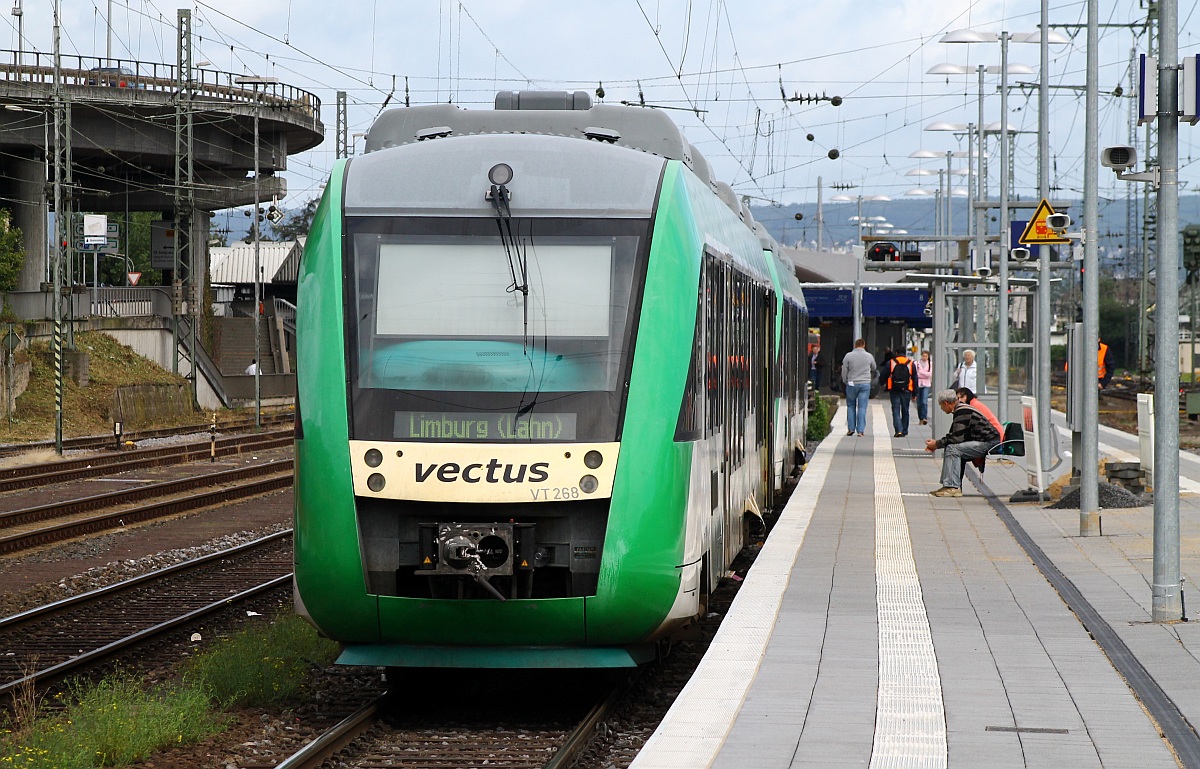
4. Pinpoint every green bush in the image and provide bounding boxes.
[185,613,338,708]
[1,674,221,768]
[0,613,336,767]
[807,393,833,442]
[0,209,24,294]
